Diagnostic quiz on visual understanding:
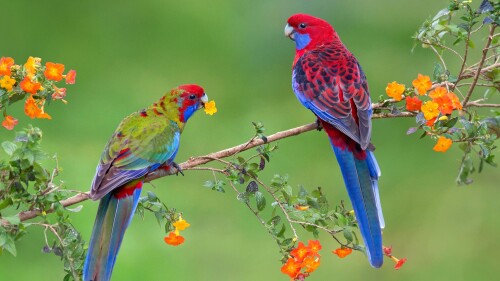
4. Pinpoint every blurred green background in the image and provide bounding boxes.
[1,0,499,280]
